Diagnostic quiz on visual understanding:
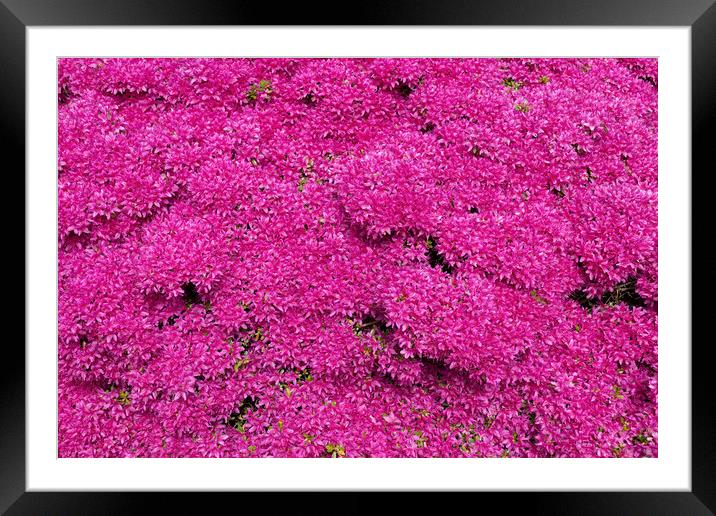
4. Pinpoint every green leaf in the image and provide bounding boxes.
[502,77,523,91]
[117,390,131,406]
